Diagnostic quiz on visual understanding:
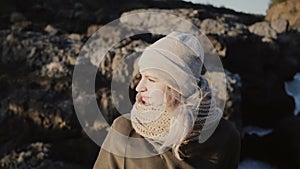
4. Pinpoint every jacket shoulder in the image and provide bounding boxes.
[110,113,133,135]
[182,119,241,169]
[218,119,240,143]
